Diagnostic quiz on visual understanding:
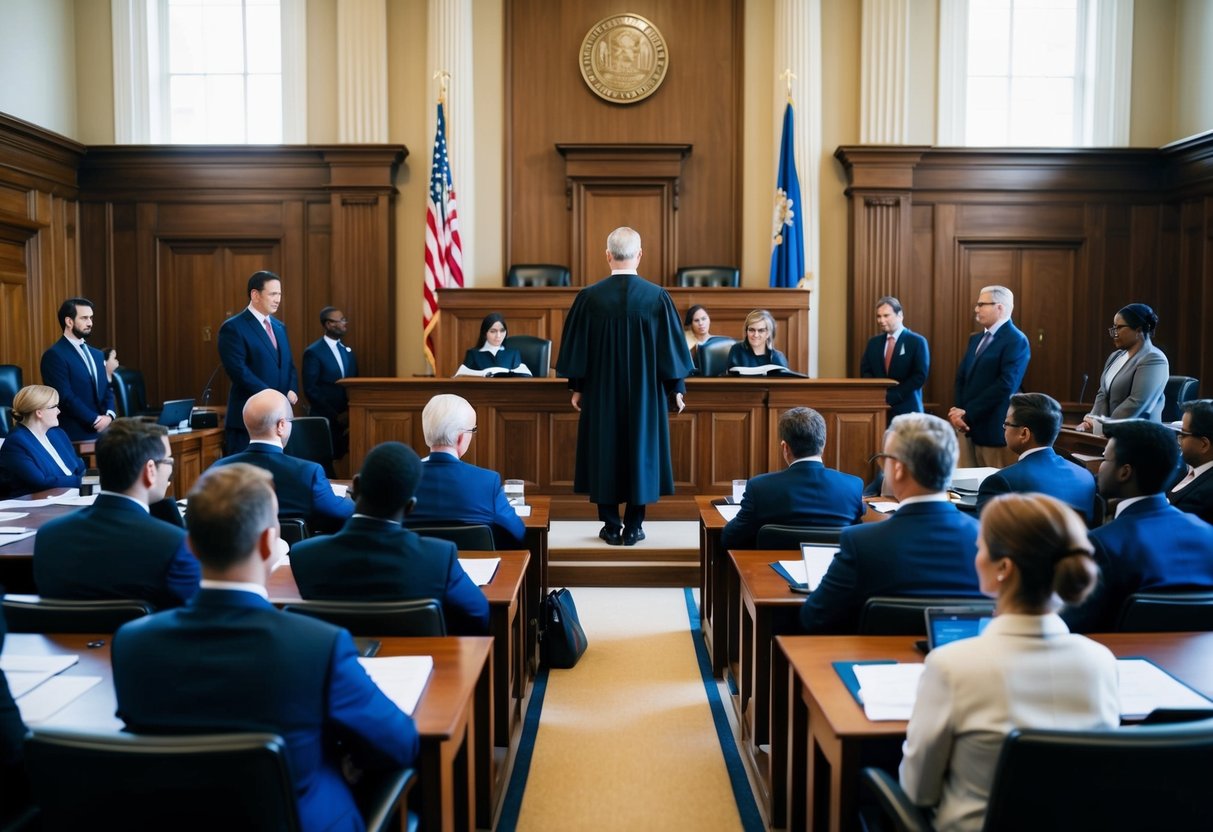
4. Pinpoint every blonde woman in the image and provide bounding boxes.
[0,385,86,496]
[727,309,788,370]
